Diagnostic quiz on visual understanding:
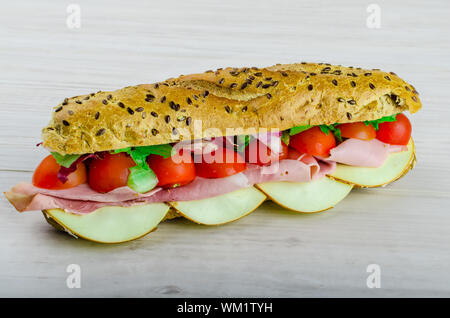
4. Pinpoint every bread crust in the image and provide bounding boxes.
[42,62,421,155]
